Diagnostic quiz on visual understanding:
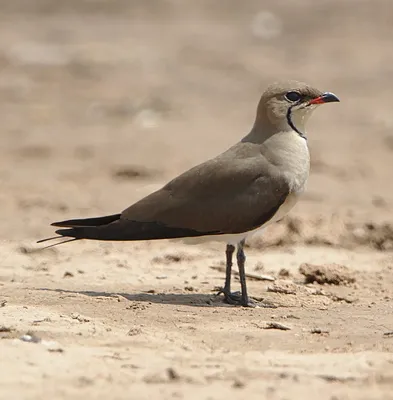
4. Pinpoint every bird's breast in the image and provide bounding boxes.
[264,131,310,193]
